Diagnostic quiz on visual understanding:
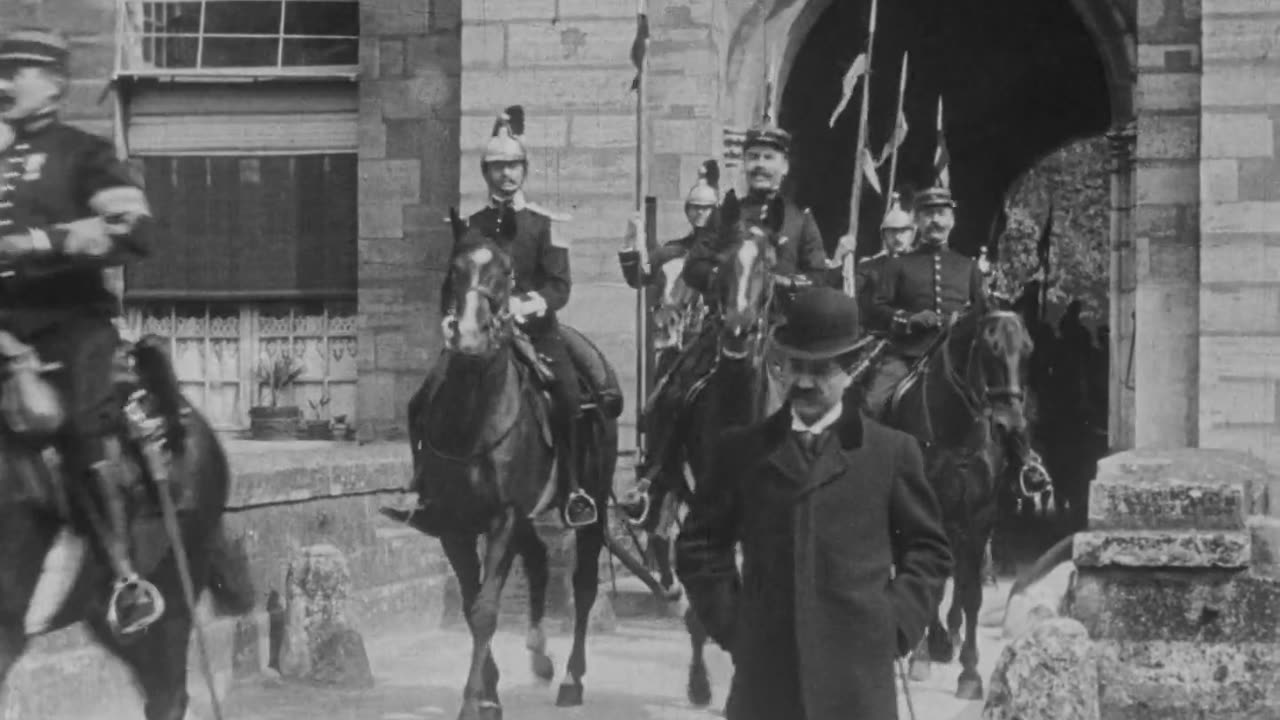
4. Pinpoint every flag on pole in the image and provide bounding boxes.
[877,107,908,165]
[828,53,868,128]
[862,147,882,195]
[933,96,950,188]
[630,8,650,91]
